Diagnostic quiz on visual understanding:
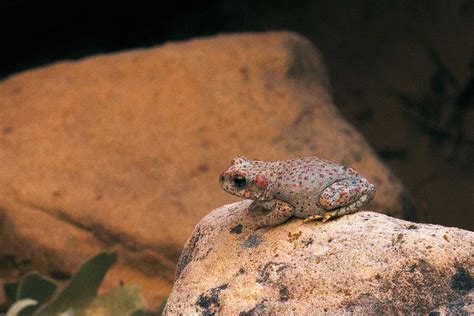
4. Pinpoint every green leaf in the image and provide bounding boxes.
[57,308,74,316]
[4,282,19,302]
[16,272,57,303]
[34,252,117,316]
[157,296,168,316]
[15,272,57,316]
[82,284,145,316]
[6,299,38,316]
[128,310,145,316]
